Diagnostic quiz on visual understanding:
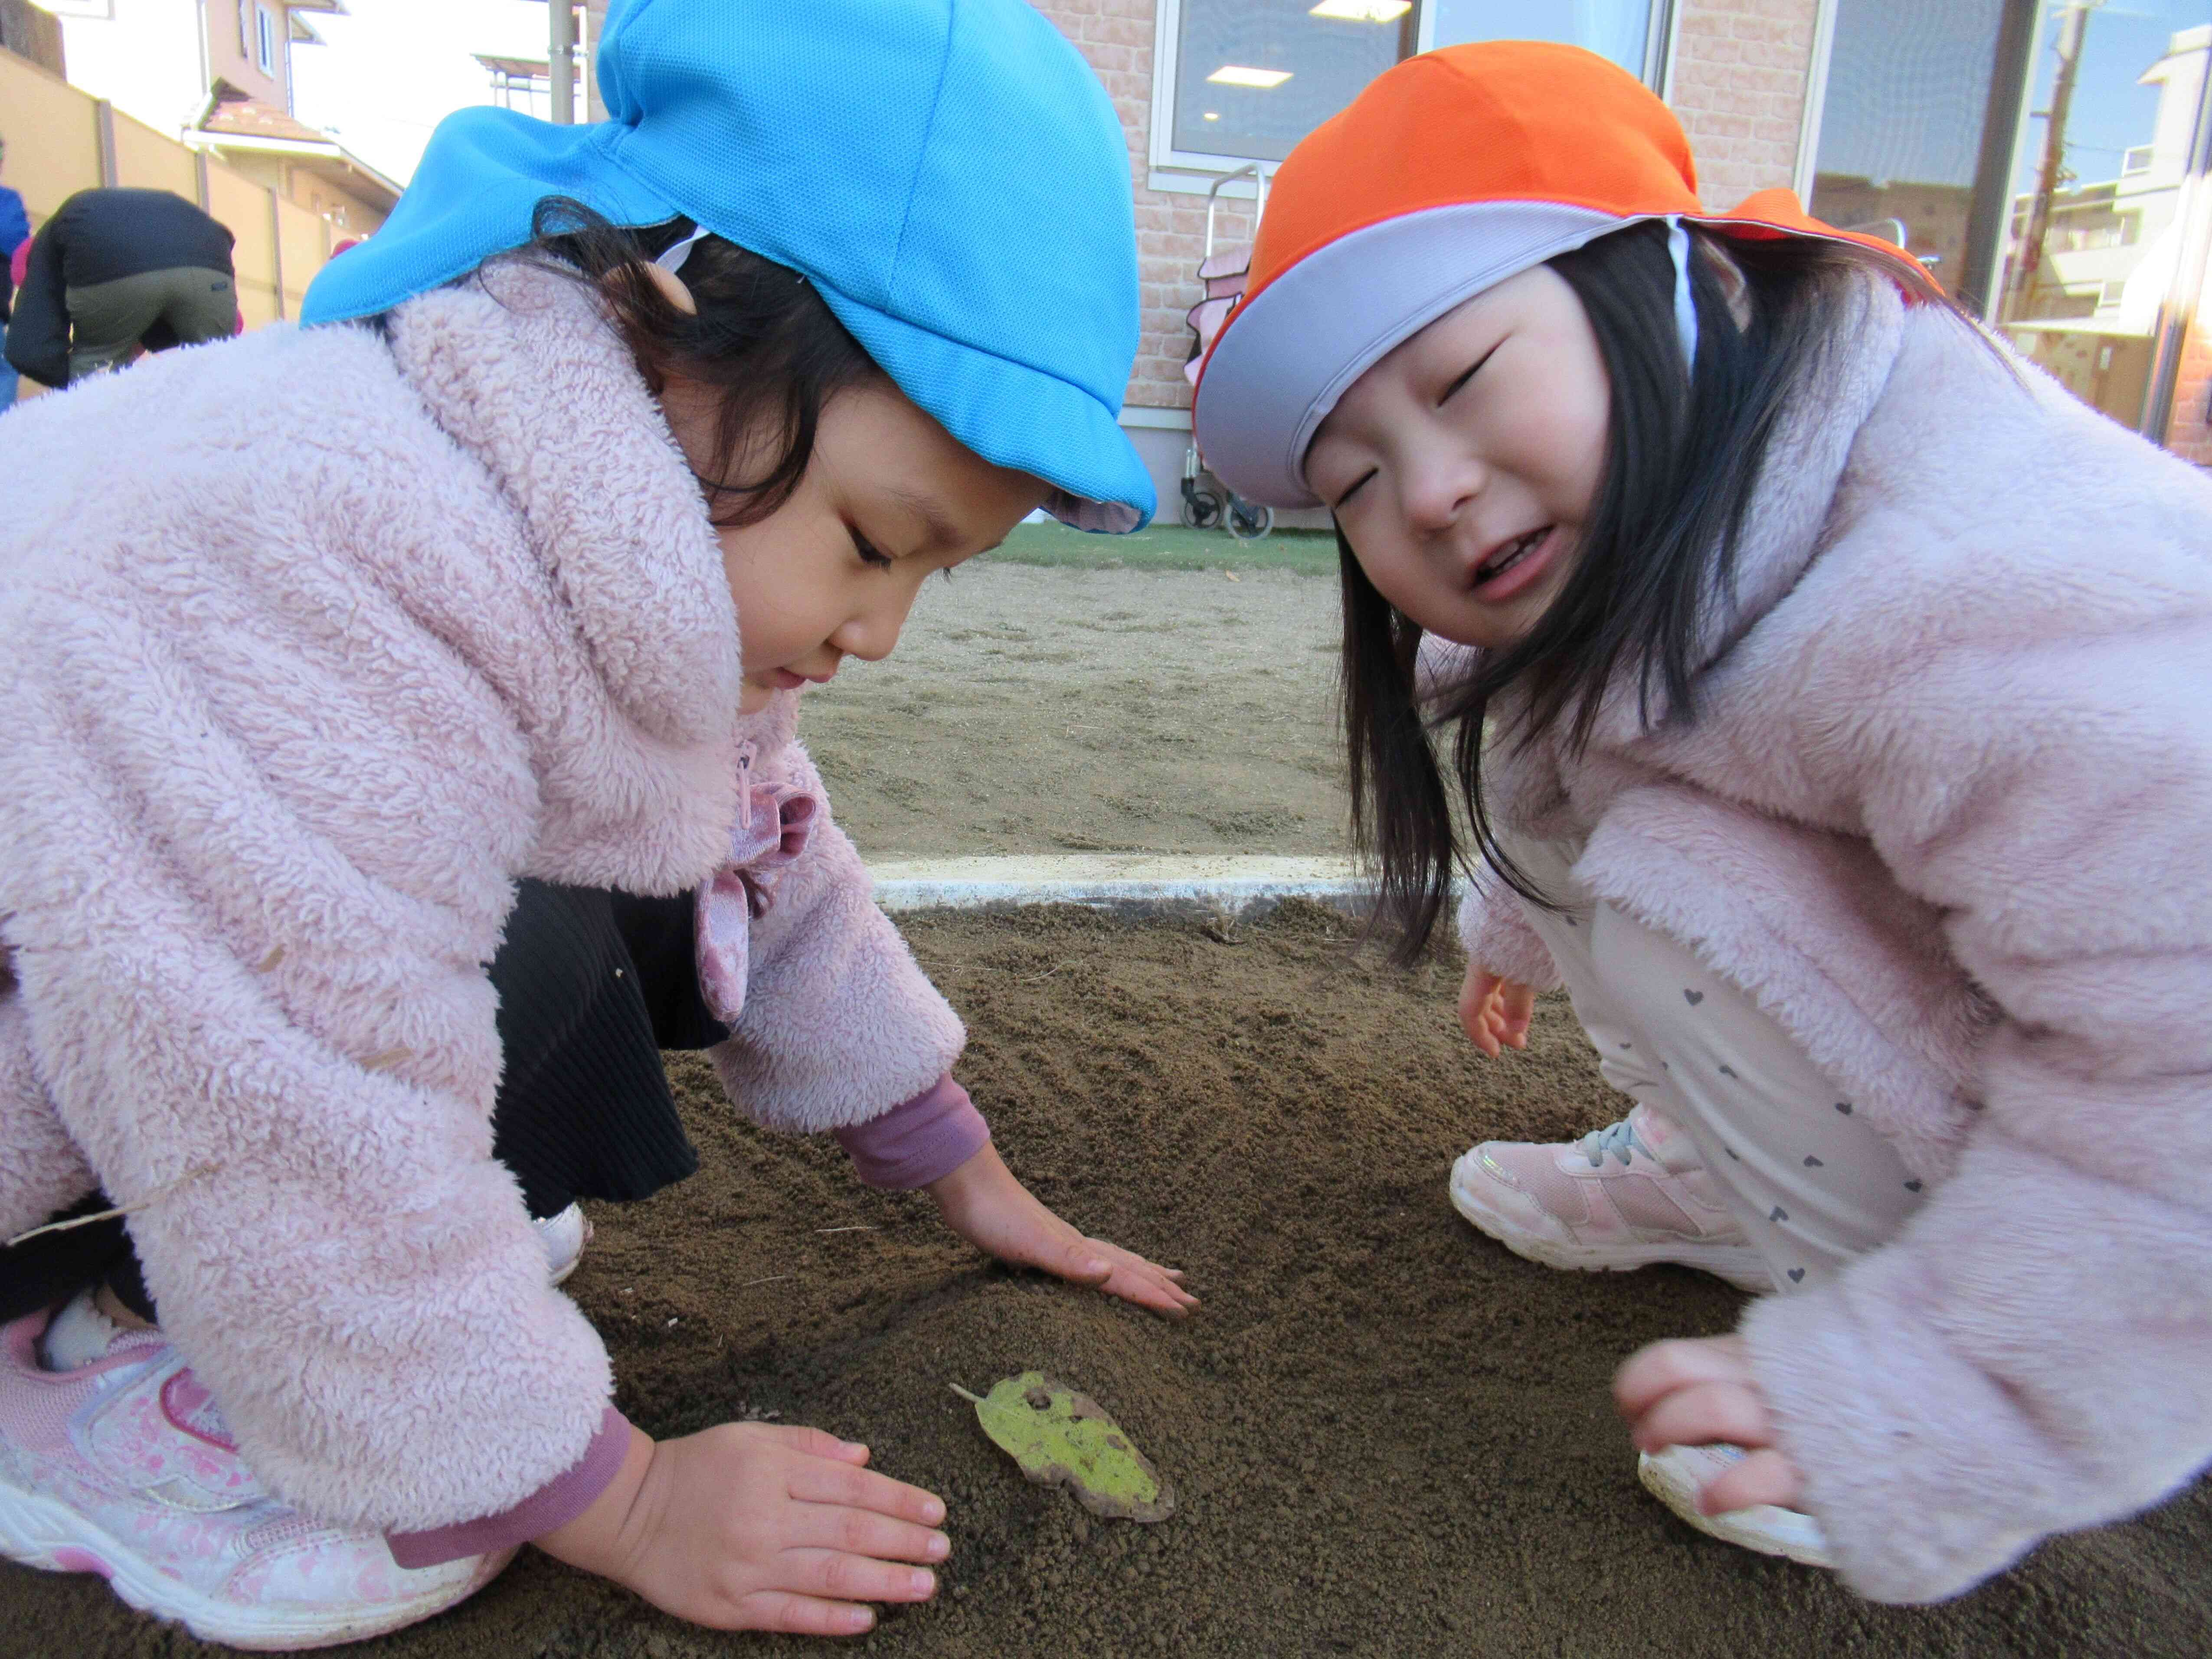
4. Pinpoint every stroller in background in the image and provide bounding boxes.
[1181,164,1273,542]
